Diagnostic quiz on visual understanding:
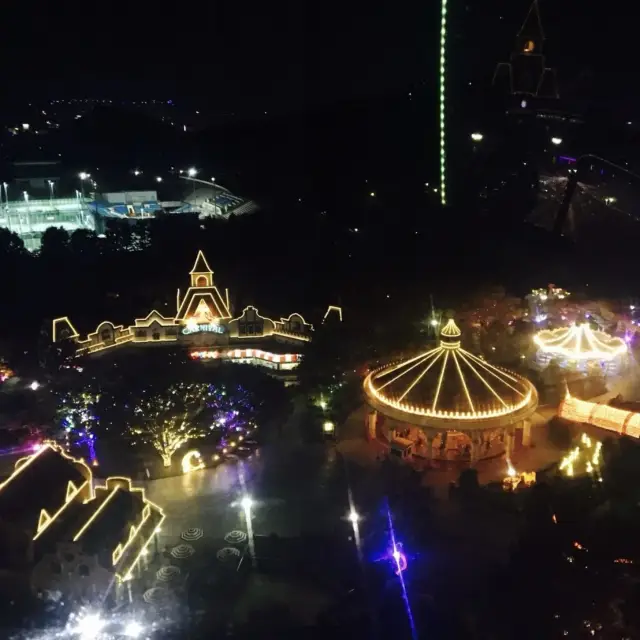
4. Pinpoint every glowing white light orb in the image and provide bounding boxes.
[30,381,40,391]
[348,509,360,524]
[470,132,483,142]
[72,612,105,639]
[240,495,253,510]
[551,137,562,145]
[124,620,144,637]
